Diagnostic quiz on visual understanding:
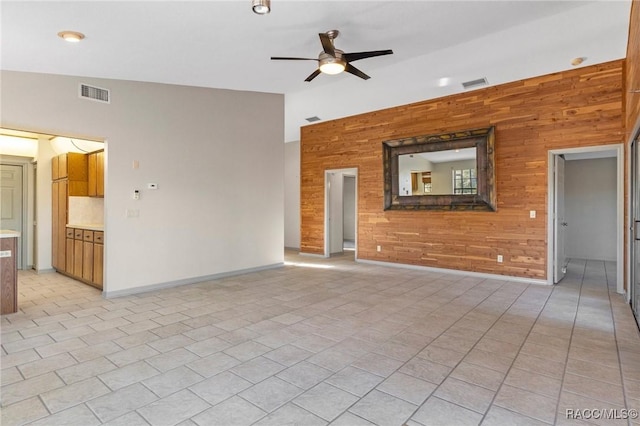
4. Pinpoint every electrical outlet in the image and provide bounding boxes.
[497,254,503,263]
[377,245,381,252]
[530,210,536,219]
[126,209,139,218]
